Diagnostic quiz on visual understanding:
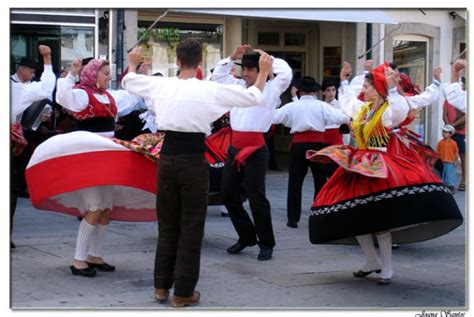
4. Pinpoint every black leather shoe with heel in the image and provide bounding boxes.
[70,265,96,277]
[86,262,116,272]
